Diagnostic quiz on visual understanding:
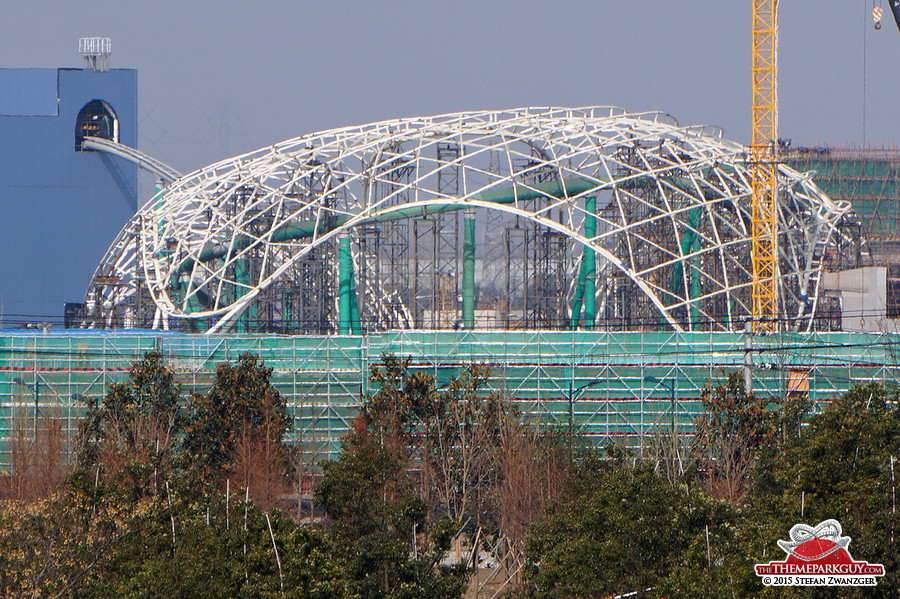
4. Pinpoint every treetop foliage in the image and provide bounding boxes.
[5,351,899,599]
[184,352,290,484]
[523,377,900,599]
[693,371,773,504]
[78,350,183,498]
[526,457,741,599]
